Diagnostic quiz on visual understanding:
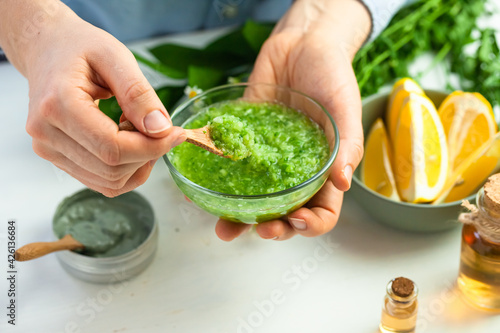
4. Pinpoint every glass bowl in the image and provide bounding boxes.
[163,83,339,223]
